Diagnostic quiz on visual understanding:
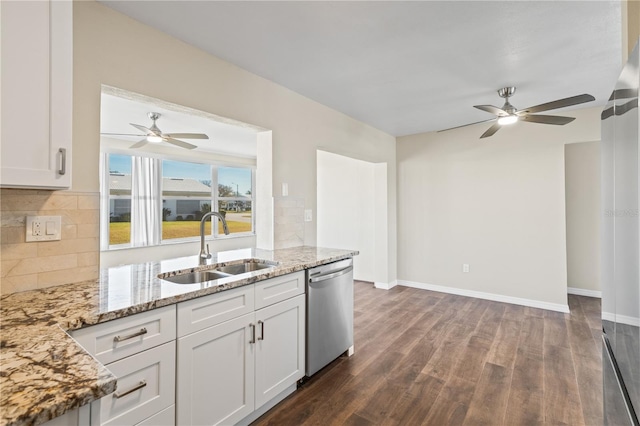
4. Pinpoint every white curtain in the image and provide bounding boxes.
[131,156,162,247]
